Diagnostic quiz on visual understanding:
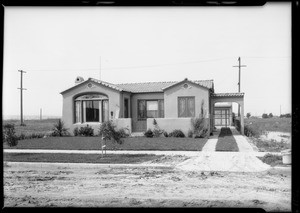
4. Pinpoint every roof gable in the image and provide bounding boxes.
[60,78,124,95]
[162,78,212,92]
